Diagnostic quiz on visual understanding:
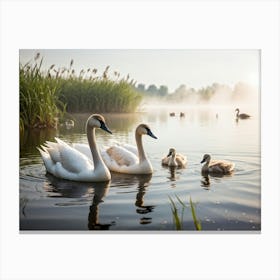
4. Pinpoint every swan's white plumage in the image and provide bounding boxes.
[38,114,112,182]
[72,143,93,159]
[73,142,138,160]
[102,148,148,174]
[106,145,138,166]
[38,138,93,180]
[119,143,138,155]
